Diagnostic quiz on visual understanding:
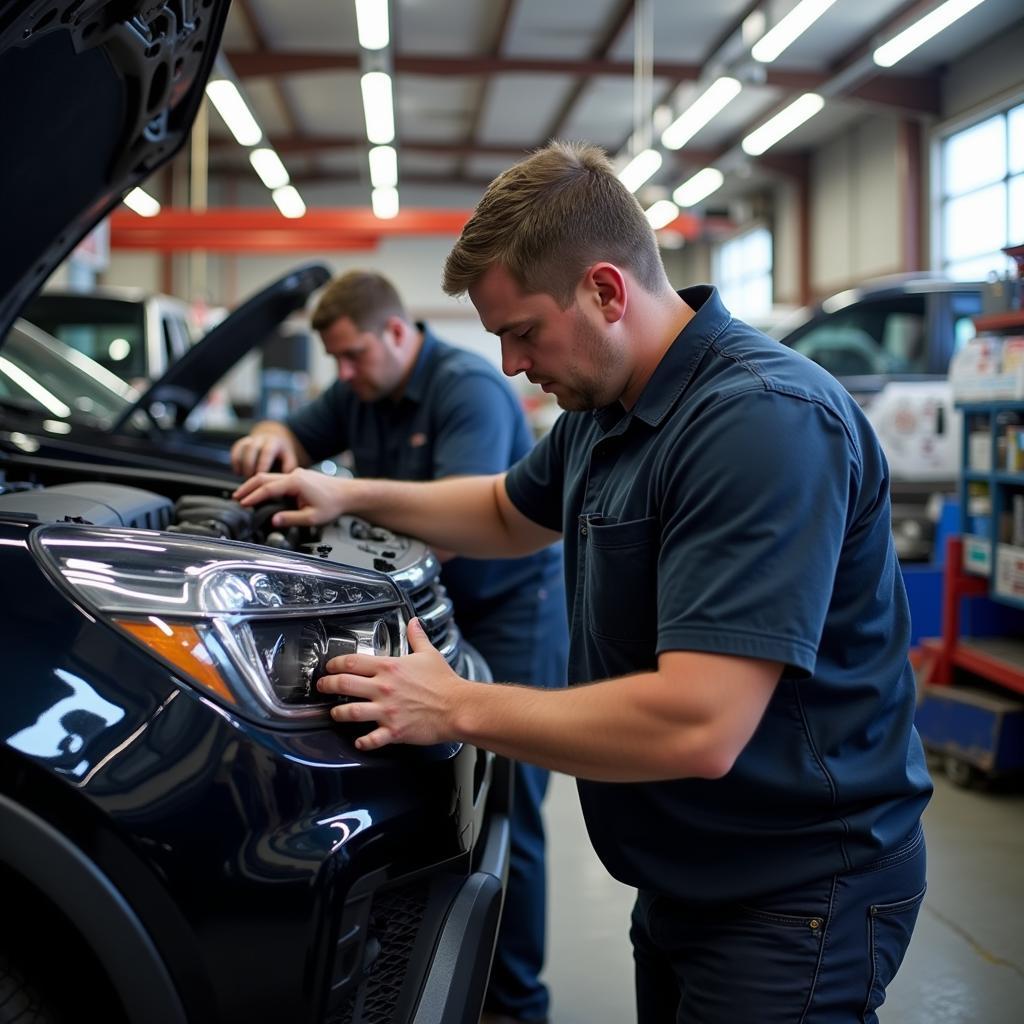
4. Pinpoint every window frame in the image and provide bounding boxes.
[932,90,1024,281]
[713,224,773,321]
